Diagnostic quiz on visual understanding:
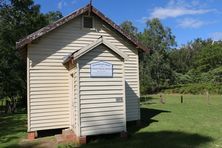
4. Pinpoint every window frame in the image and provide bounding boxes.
[82,15,94,30]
